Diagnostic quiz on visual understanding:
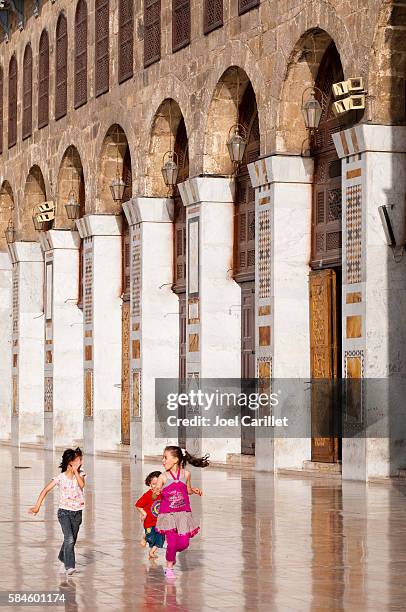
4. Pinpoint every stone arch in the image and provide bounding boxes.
[203,66,259,175]
[96,124,132,214]
[56,146,85,228]
[146,99,187,197]
[368,0,406,124]
[21,165,47,241]
[276,28,343,154]
[0,181,15,251]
